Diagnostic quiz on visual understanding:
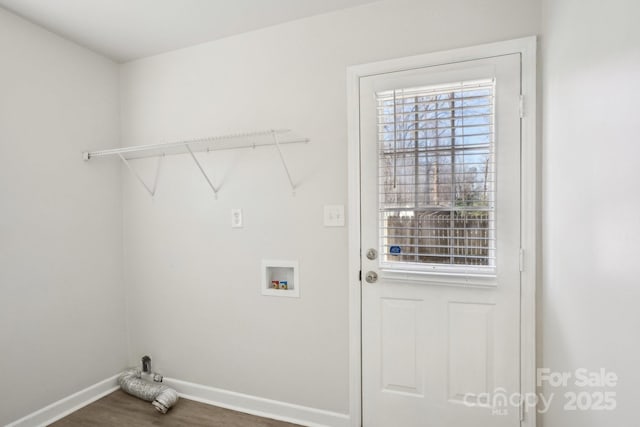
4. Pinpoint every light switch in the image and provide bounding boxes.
[324,205,345,227]
[231,208,243,228]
